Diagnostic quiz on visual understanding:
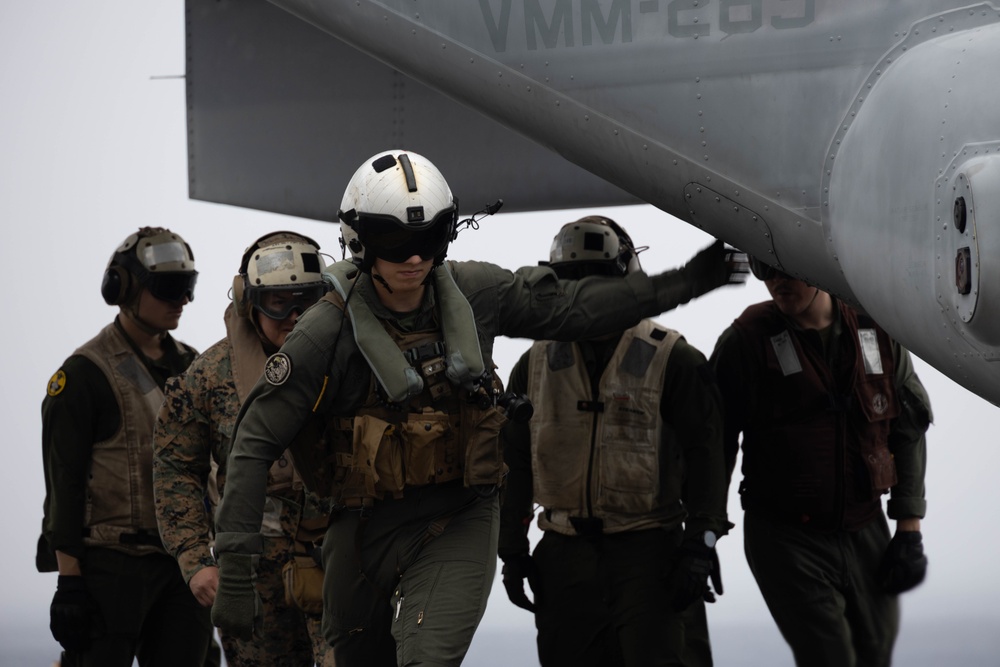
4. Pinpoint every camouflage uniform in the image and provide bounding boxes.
[154,305,334,667]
